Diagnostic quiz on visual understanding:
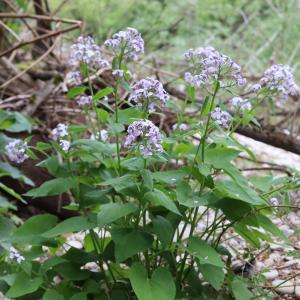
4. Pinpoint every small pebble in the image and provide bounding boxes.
[272,279,295,295]
[262,269,279,280]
